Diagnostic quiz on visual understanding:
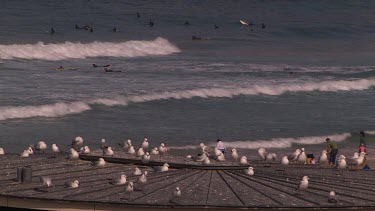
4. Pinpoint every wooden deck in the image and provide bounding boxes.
[0,152,374,210]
